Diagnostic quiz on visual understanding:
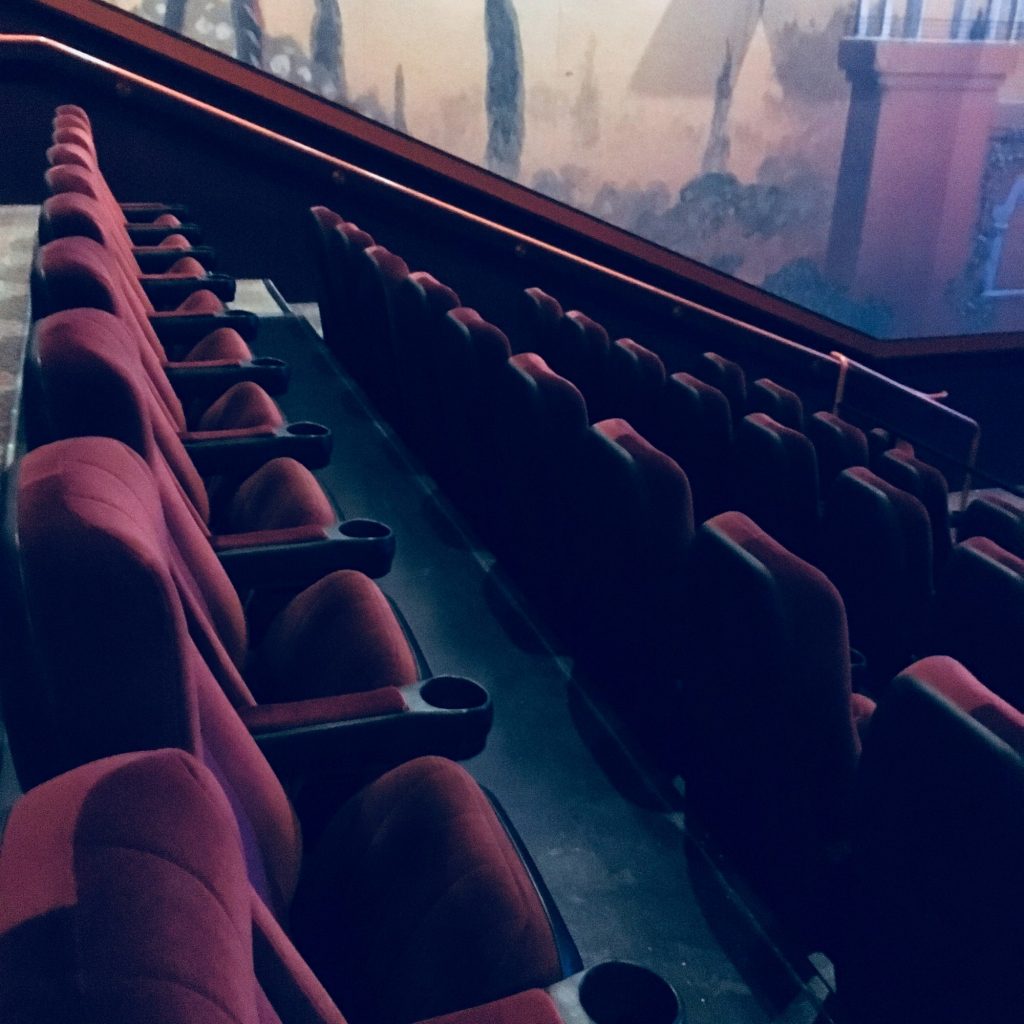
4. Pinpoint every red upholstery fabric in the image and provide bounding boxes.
[842,669,1024,1024]
[928,538,1024,710]
[956,493,1024,558]
[291,756,563,1024]
[682,511,863,927]
[250,571,419,701]
[520,286,564,356]
[654,371,734,523]
[34,308,328,540]
[34,234,261,433]
[416,991,561,1024]
[807,411,869,491]
[749,377,804,432]
[876,447,952,566]
[732,412,820,561]
[697,351,747,416]
[899,655,1024,753]
[0,750,264,1024]
[820,466,933,688]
